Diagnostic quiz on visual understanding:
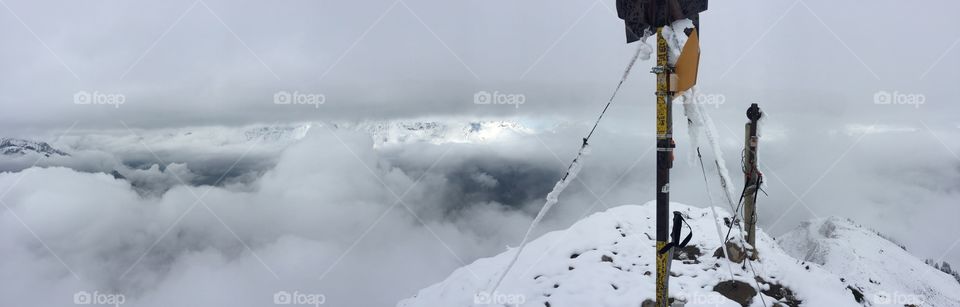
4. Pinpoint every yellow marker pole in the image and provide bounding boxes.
[653,26,675,307]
